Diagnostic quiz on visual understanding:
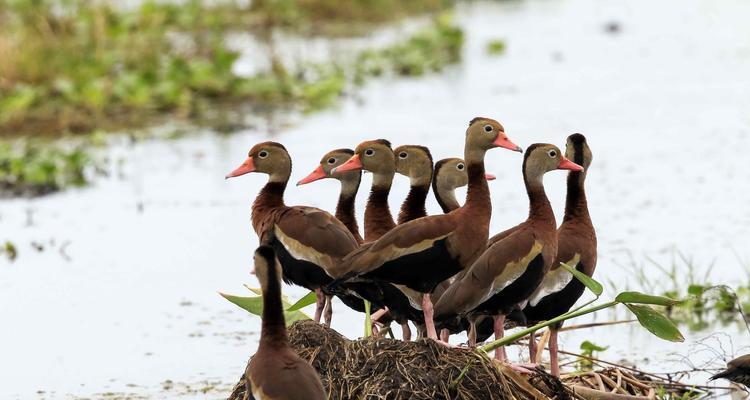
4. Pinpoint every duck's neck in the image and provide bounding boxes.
[563,171,590,223]
[336,178,363,243]
[398,183,429,224]
[259,268,288,349]
[252,180,287,229]
[463,157,491,218]
[523,171,556,225]
[364,173,395,242]
[434,184,460,214]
